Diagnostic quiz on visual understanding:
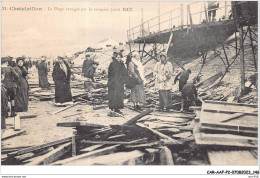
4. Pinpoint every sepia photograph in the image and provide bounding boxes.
[0,0,259,176]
